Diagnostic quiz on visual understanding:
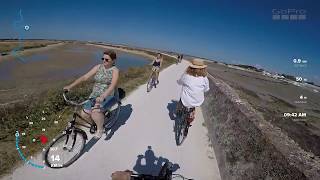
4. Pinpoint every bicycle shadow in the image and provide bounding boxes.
[104,104,133,140]
[167,100,178,121]
[133,146,180,176]
[167,100,182,145]
[82,137,100,153]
